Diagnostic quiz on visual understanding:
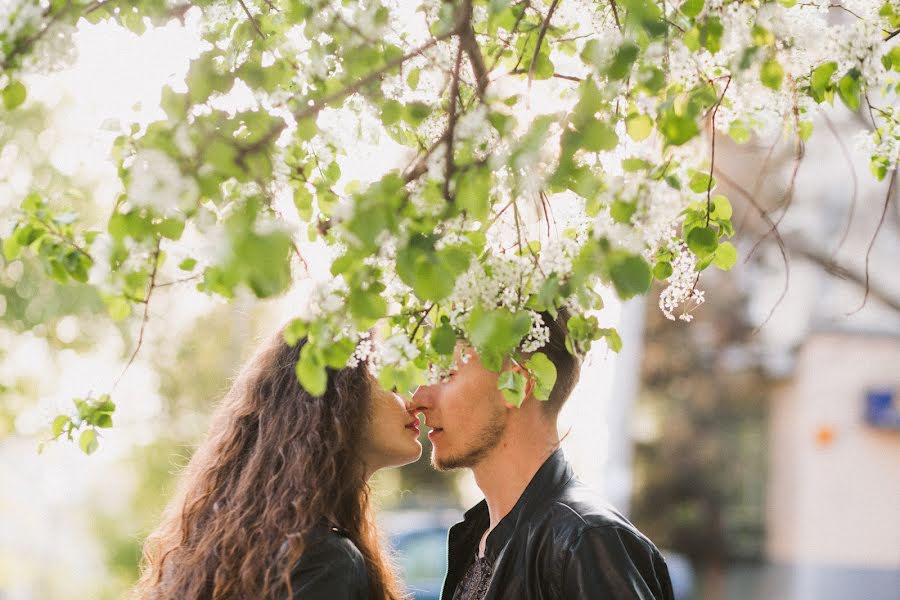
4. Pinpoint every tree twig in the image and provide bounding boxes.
[528,0,562,94]
[444,42,464,202]
[293,31,454,122]
[847,168,897,315]
[457,0,490,98]
[113,240,161,390]
[238,0,266,40]
[821,112,858,259]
